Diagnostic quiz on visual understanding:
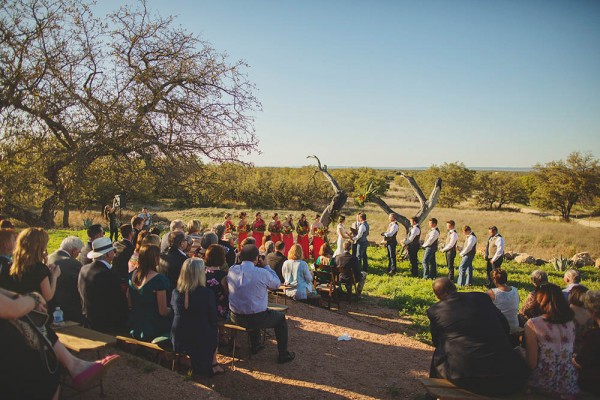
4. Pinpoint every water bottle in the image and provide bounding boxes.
[53,307,64,327]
